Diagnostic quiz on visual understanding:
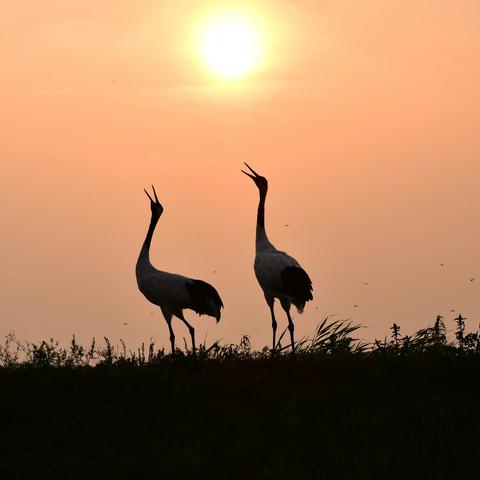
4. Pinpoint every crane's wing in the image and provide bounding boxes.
[280,265,313,310]
[186,279,224,322]
[255,251,313,312]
